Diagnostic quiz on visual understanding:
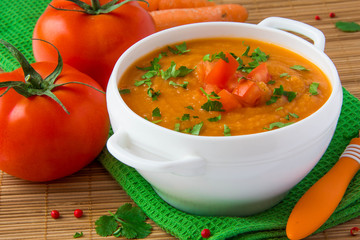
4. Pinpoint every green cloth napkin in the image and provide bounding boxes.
[1,1,360,239]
